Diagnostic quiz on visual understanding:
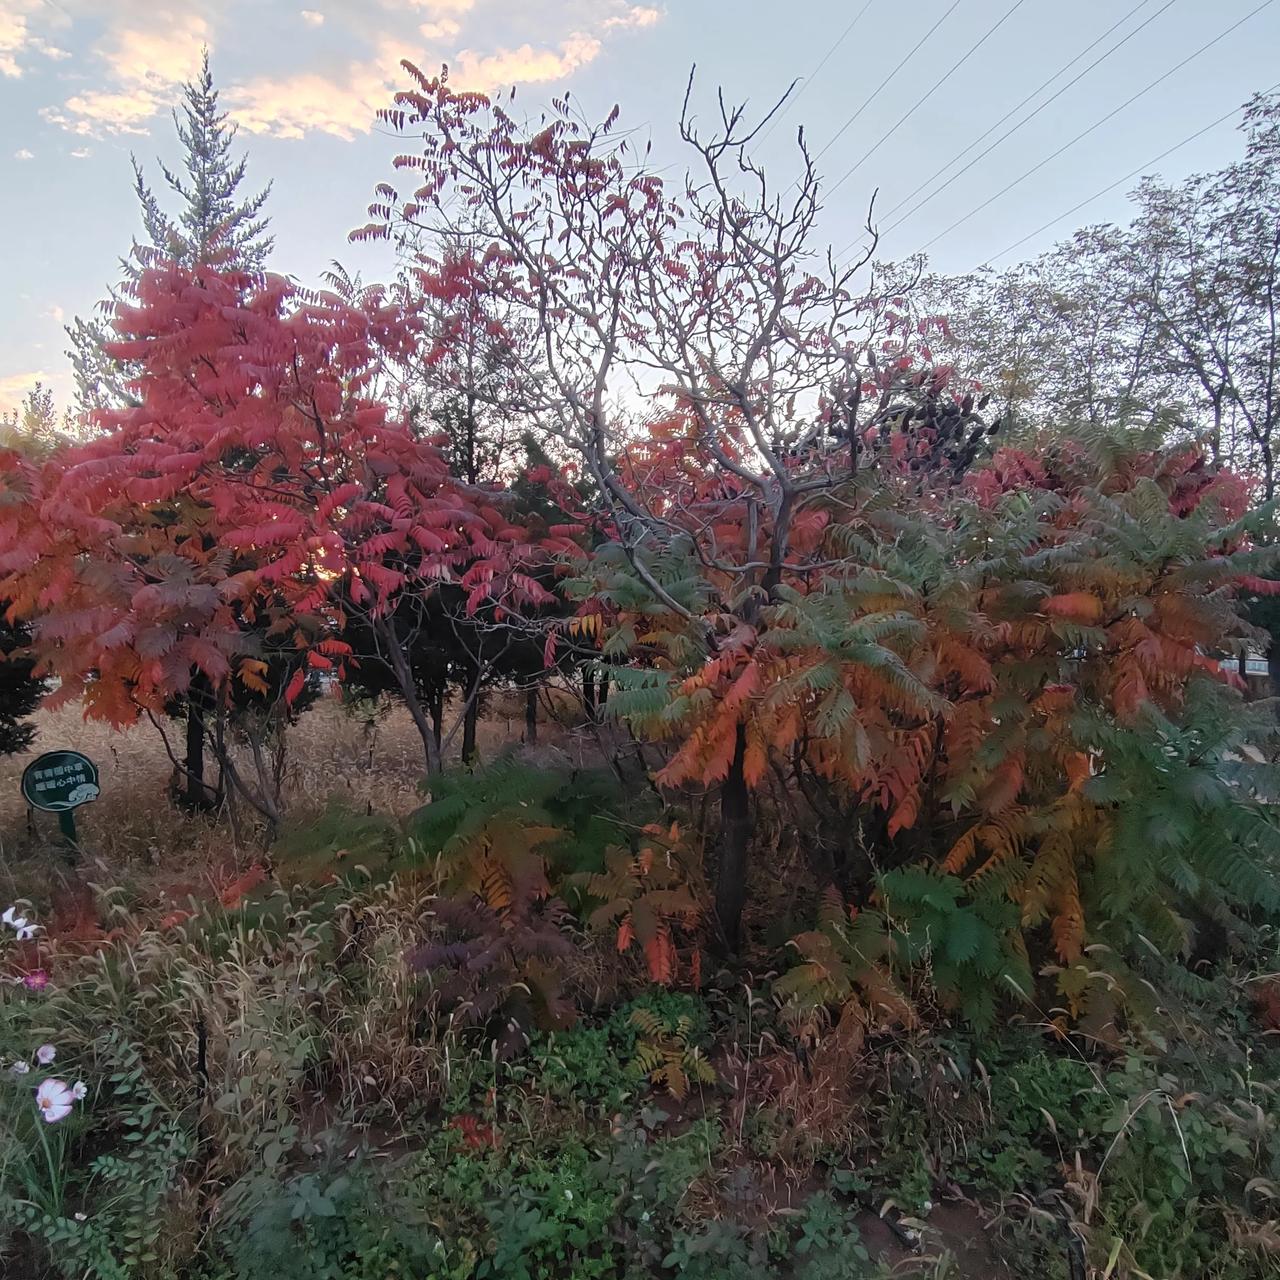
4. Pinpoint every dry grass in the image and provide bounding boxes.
[0,683,595,914]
